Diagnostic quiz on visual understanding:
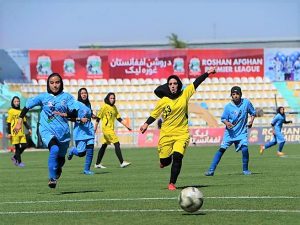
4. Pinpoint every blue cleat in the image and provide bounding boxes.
[204,170,214,176]
[83,170,95,175]
[243,170,252,175]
